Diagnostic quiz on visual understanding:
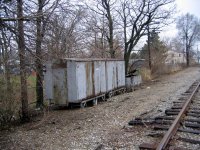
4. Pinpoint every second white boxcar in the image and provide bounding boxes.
[44,58,125,105]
